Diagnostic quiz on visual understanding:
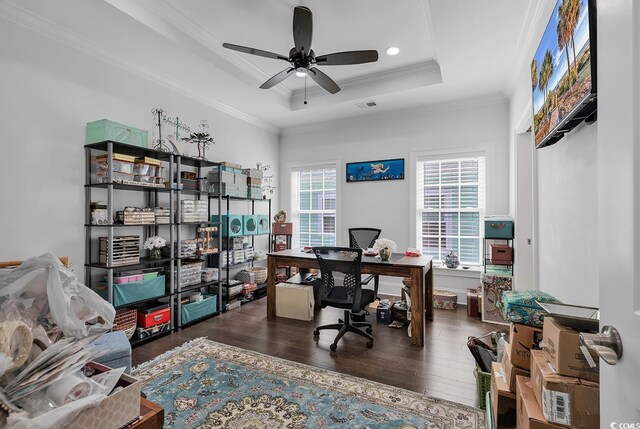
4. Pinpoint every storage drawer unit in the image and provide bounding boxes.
[212,215,244,237]
[484,217,514,239]
[97,275,166,307]
[490,244,513,264]
[256,215,270,234]
[272,222,293,236]
[181,294,218,324]
[136,304,171,328]
[243,215,258,235]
